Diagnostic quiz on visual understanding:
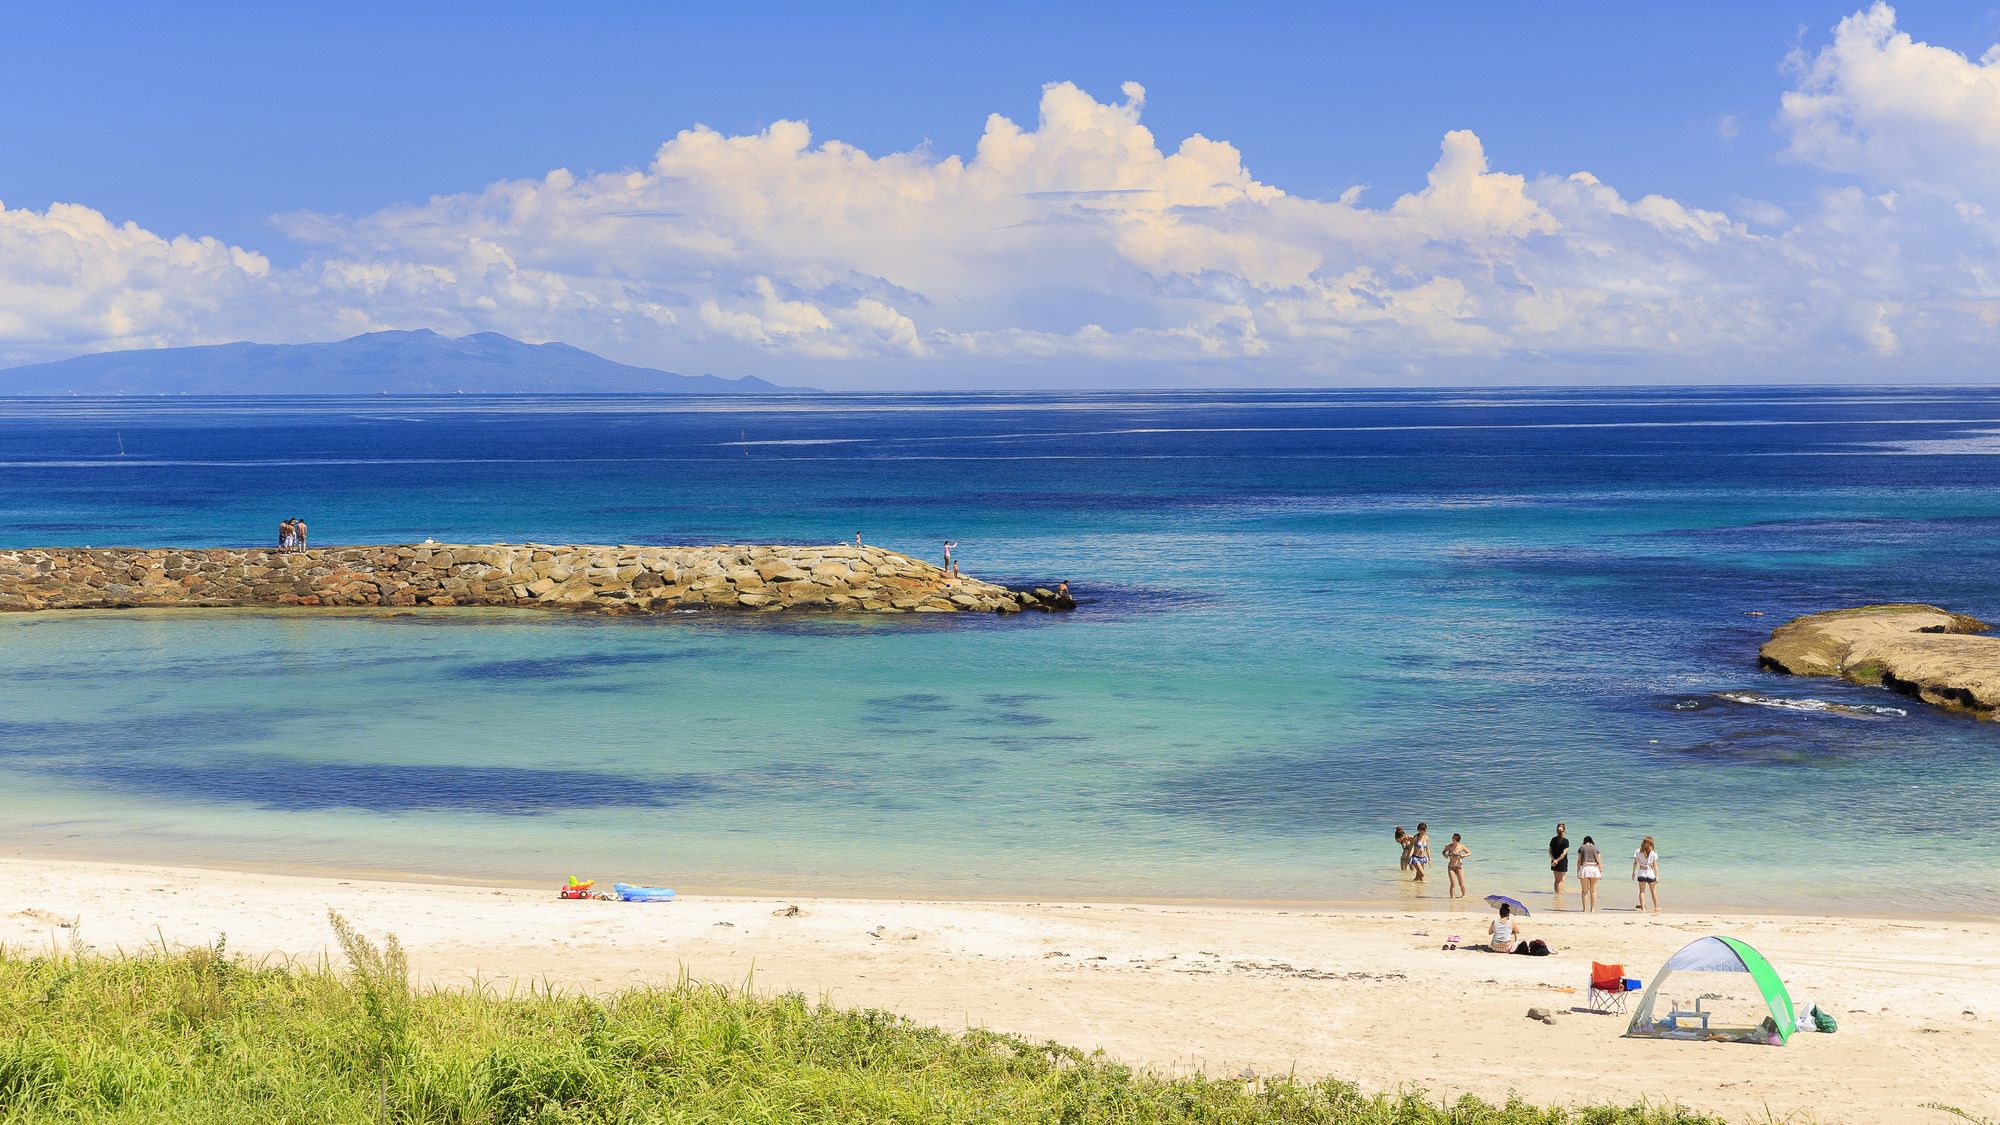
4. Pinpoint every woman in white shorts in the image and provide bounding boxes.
[1575,835,1603,912]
